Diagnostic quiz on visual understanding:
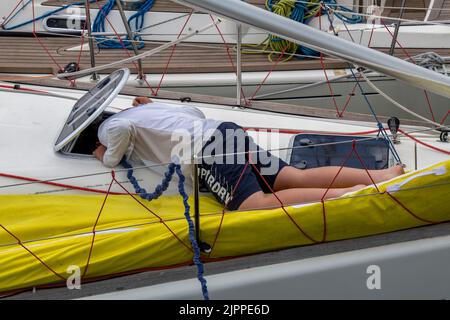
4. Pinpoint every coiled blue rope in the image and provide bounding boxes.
[324,0,363,24]
[121,159,175,200]
[121,159,209,300]
[266,0,362,57]
[93,0,155,50]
